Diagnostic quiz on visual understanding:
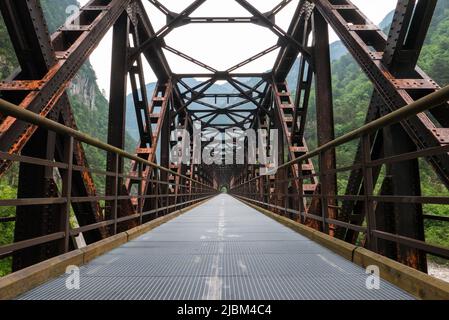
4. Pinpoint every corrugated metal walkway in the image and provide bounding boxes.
[19,194,413,300]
